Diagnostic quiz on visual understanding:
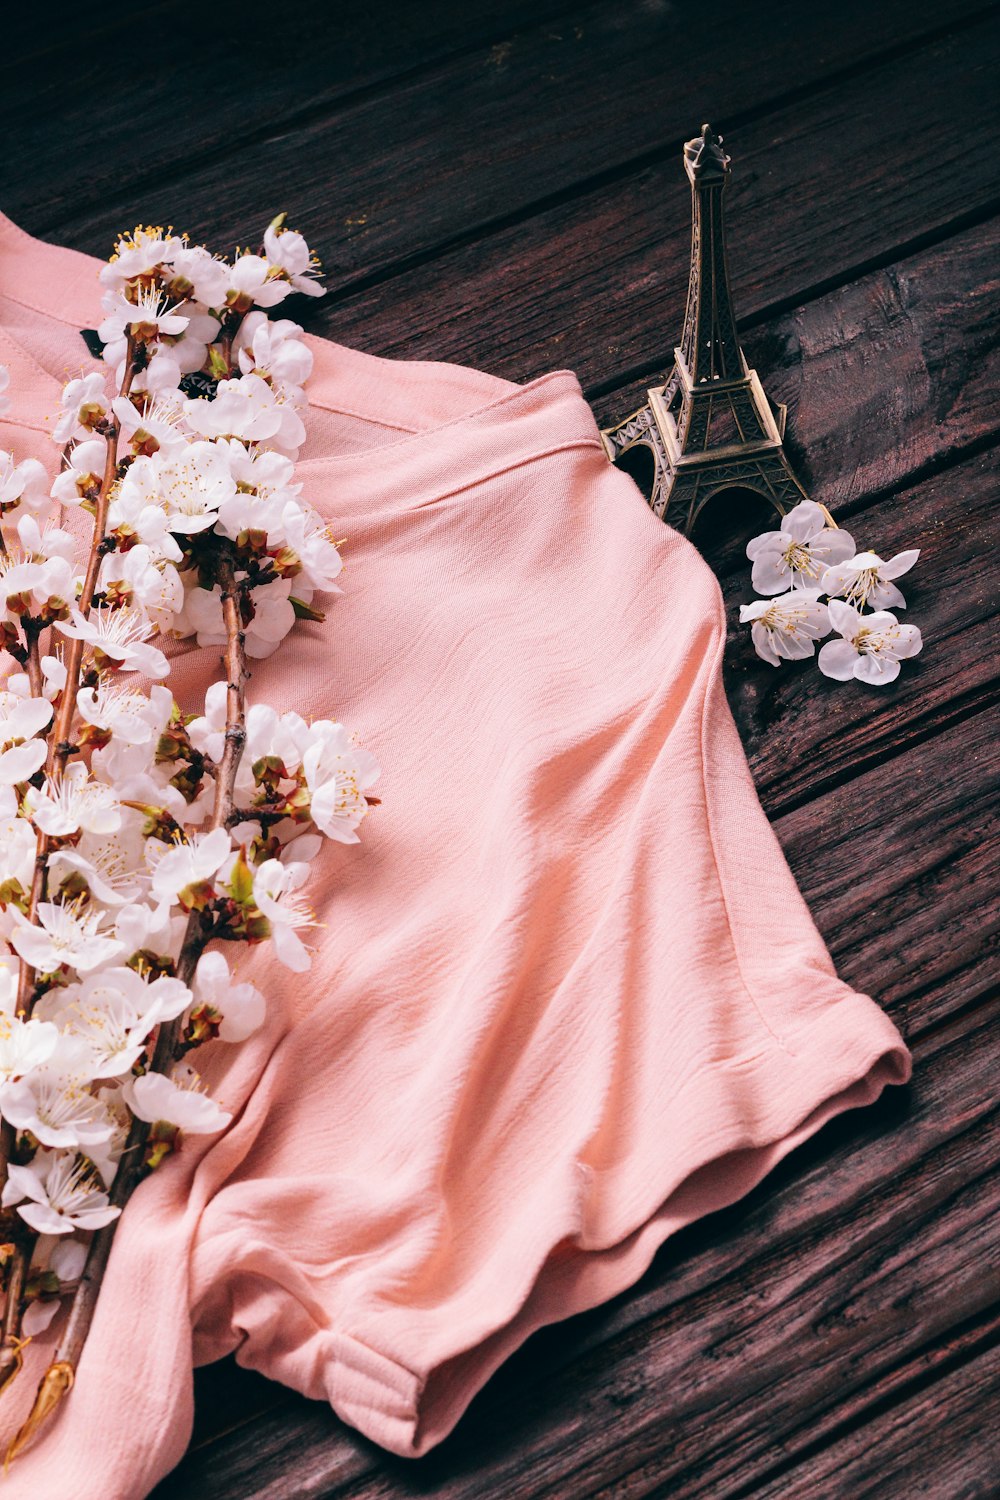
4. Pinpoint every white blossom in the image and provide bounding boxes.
[745,500,856,595]
[0,1034,115,1149]
[2,1151,120,1235]
[739,588,832,667]
[191,950,265,1042]
[98,225,187,291]
[112,392,189,461]
[0,451,51,523]
[47,817,150,908]
[251,859,315,971]
[0,690,52,785]
[162,243,231,308]
[7,897,125,974]
[132,441,236,536]
[302,721,381,843]
[817,600,923,685]
[277,501,344,594]
[149,827,231,906]
[0,1012,60,1082]
[36,968,190,1078]
[98,284,190,347]
[180,576,296,659]
[184,373,305,455]
[57,604,170,677]
[235,313,313,389]
[123,1064,232,1135]
[29,762,122,839]
[0,785,36,897]
[54,372,111,445]
[51,437,107,508]
[76,678,161,745]
[820,547,920,612]
[262,224,325,299]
